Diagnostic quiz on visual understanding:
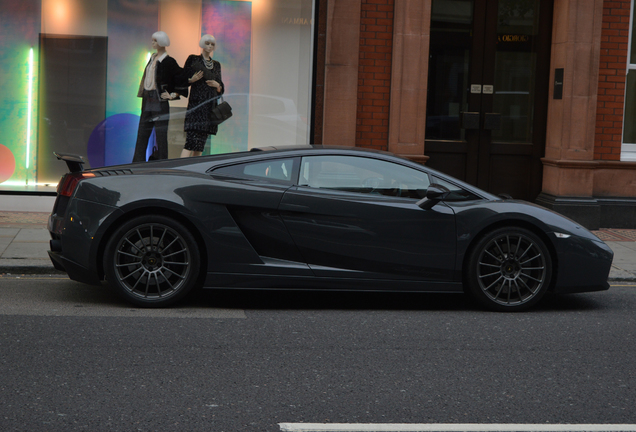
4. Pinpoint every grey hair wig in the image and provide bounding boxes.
[152,31,170,47]
[199,34,216,49]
